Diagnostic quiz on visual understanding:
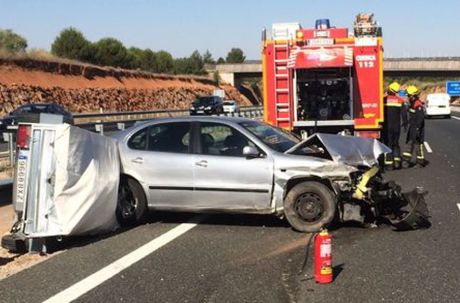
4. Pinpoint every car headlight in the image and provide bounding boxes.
[190,107,195,110]
[205,106,211,110]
